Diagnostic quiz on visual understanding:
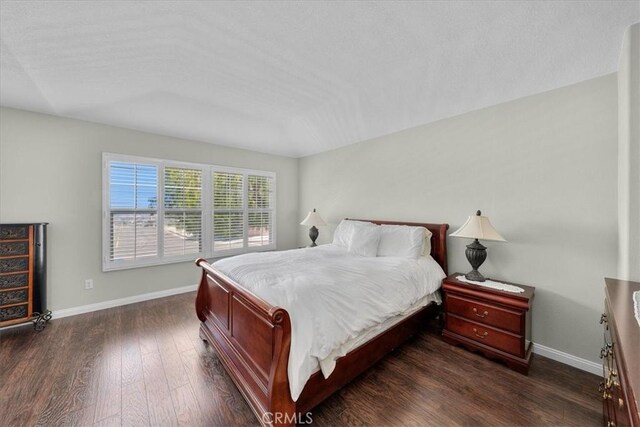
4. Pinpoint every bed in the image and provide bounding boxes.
[195,219,449,426]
